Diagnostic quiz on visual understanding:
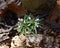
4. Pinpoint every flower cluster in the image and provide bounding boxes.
[15,14,44,35]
